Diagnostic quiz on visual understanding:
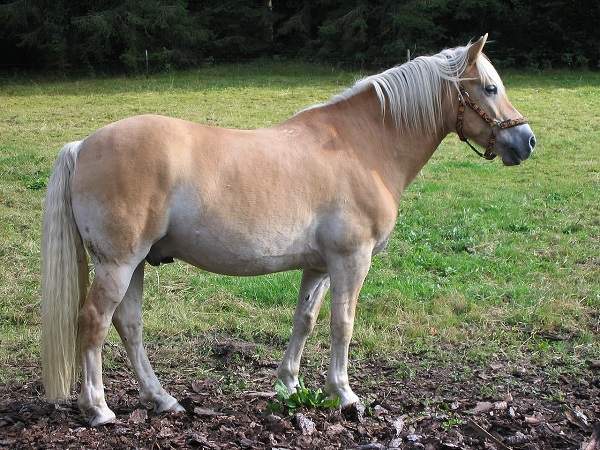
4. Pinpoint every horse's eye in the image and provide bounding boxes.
[485,84,498,95]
